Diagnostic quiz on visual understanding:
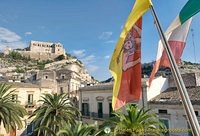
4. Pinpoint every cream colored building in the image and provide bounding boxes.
[79,73,200,136]
[79,80,149,126]
[0,82,53,136]
[45,60,93,84]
